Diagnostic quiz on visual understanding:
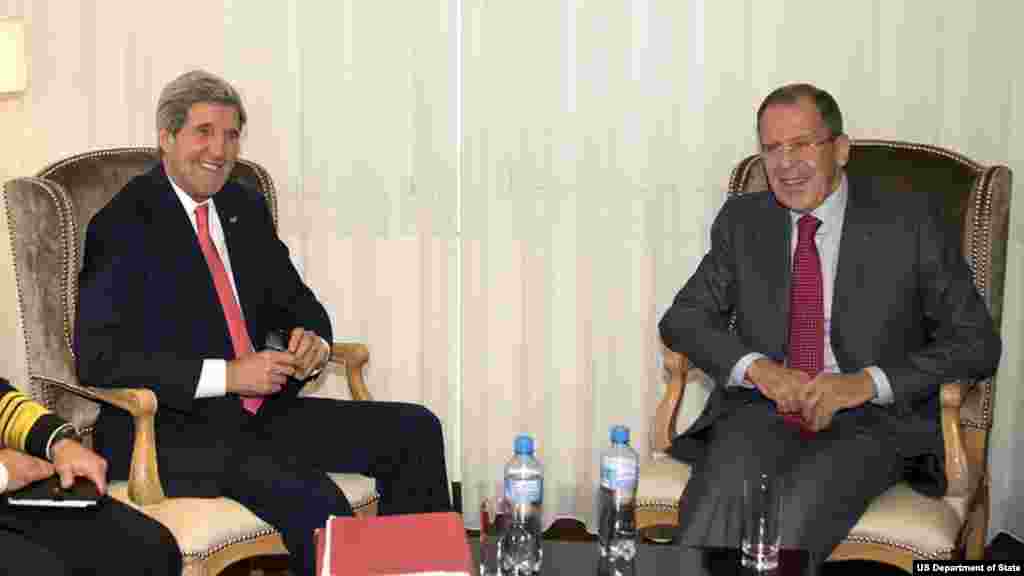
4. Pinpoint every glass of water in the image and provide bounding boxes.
[479,496,509,576]
[741,472,781,571]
